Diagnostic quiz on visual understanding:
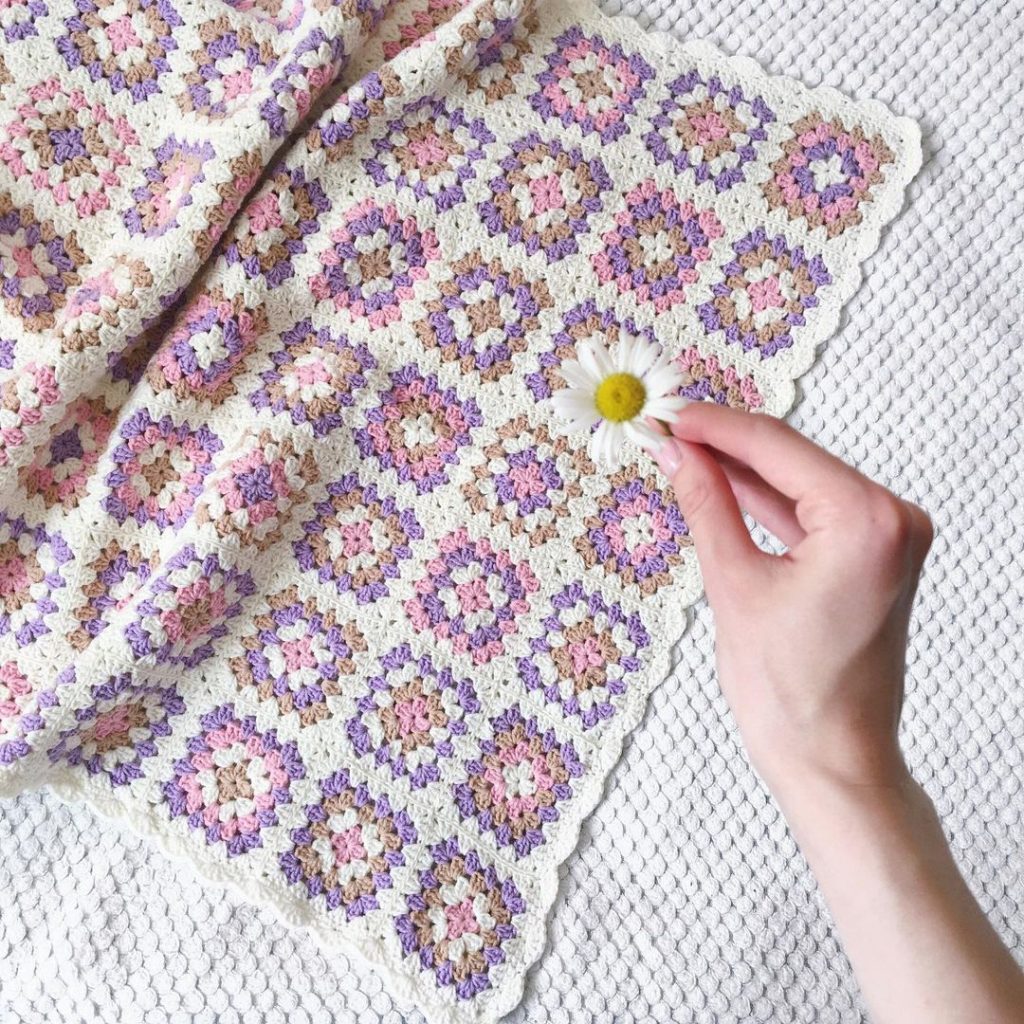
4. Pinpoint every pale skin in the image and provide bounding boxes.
[645,403,1024,1024]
